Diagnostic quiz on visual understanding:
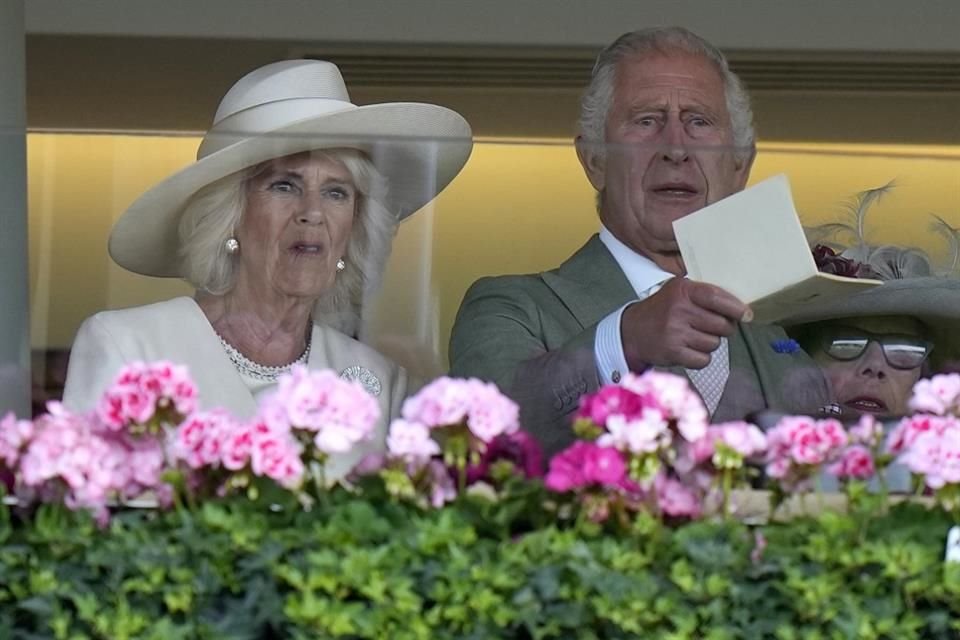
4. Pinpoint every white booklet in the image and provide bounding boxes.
[673,174,882,324]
